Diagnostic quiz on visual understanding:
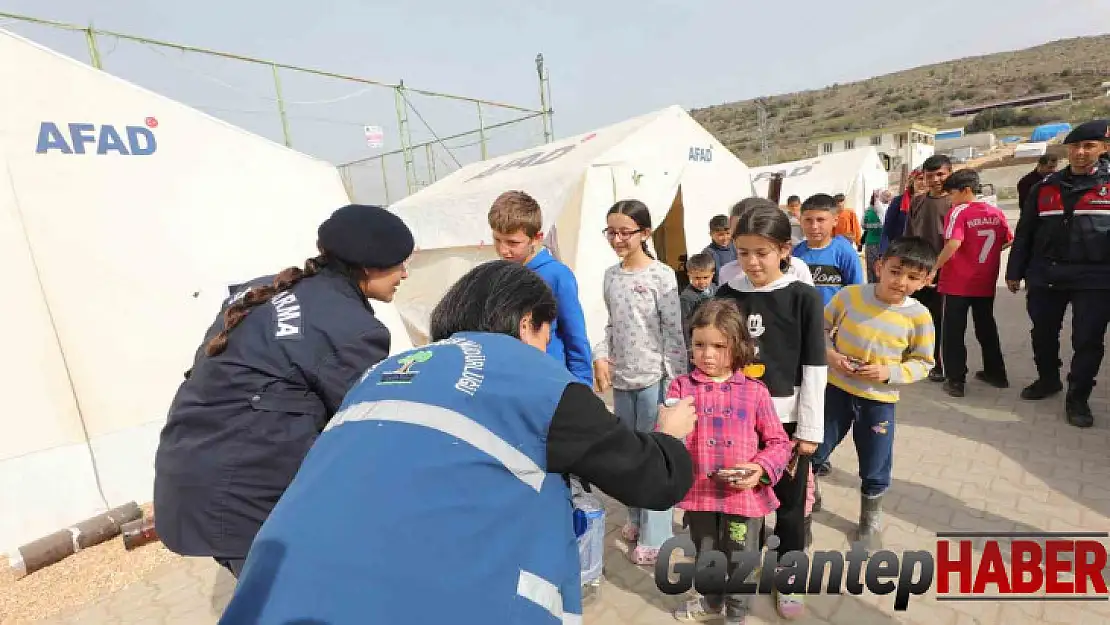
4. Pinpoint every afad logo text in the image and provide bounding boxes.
[656,531,1108,611]
[36,118,159,156]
